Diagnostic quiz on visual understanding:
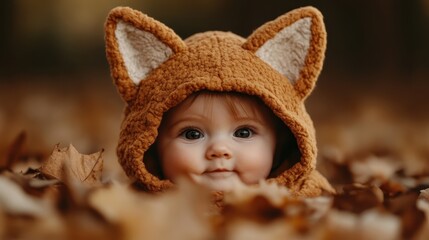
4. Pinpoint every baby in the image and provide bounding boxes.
[105,6,334,196]
[154,91,297,192]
